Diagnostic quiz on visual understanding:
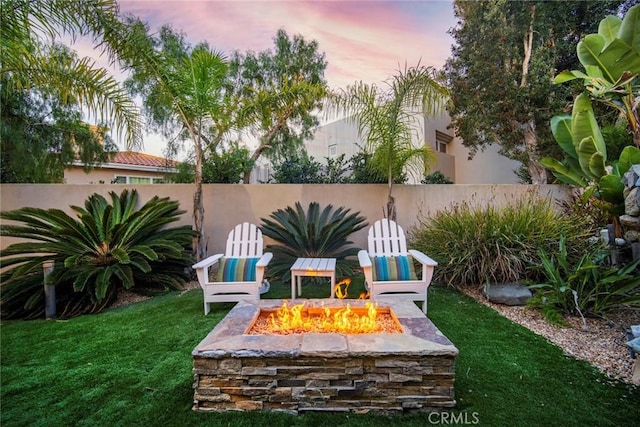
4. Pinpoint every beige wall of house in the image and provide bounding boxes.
[1,184,571,257]
[64,166,168,184]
